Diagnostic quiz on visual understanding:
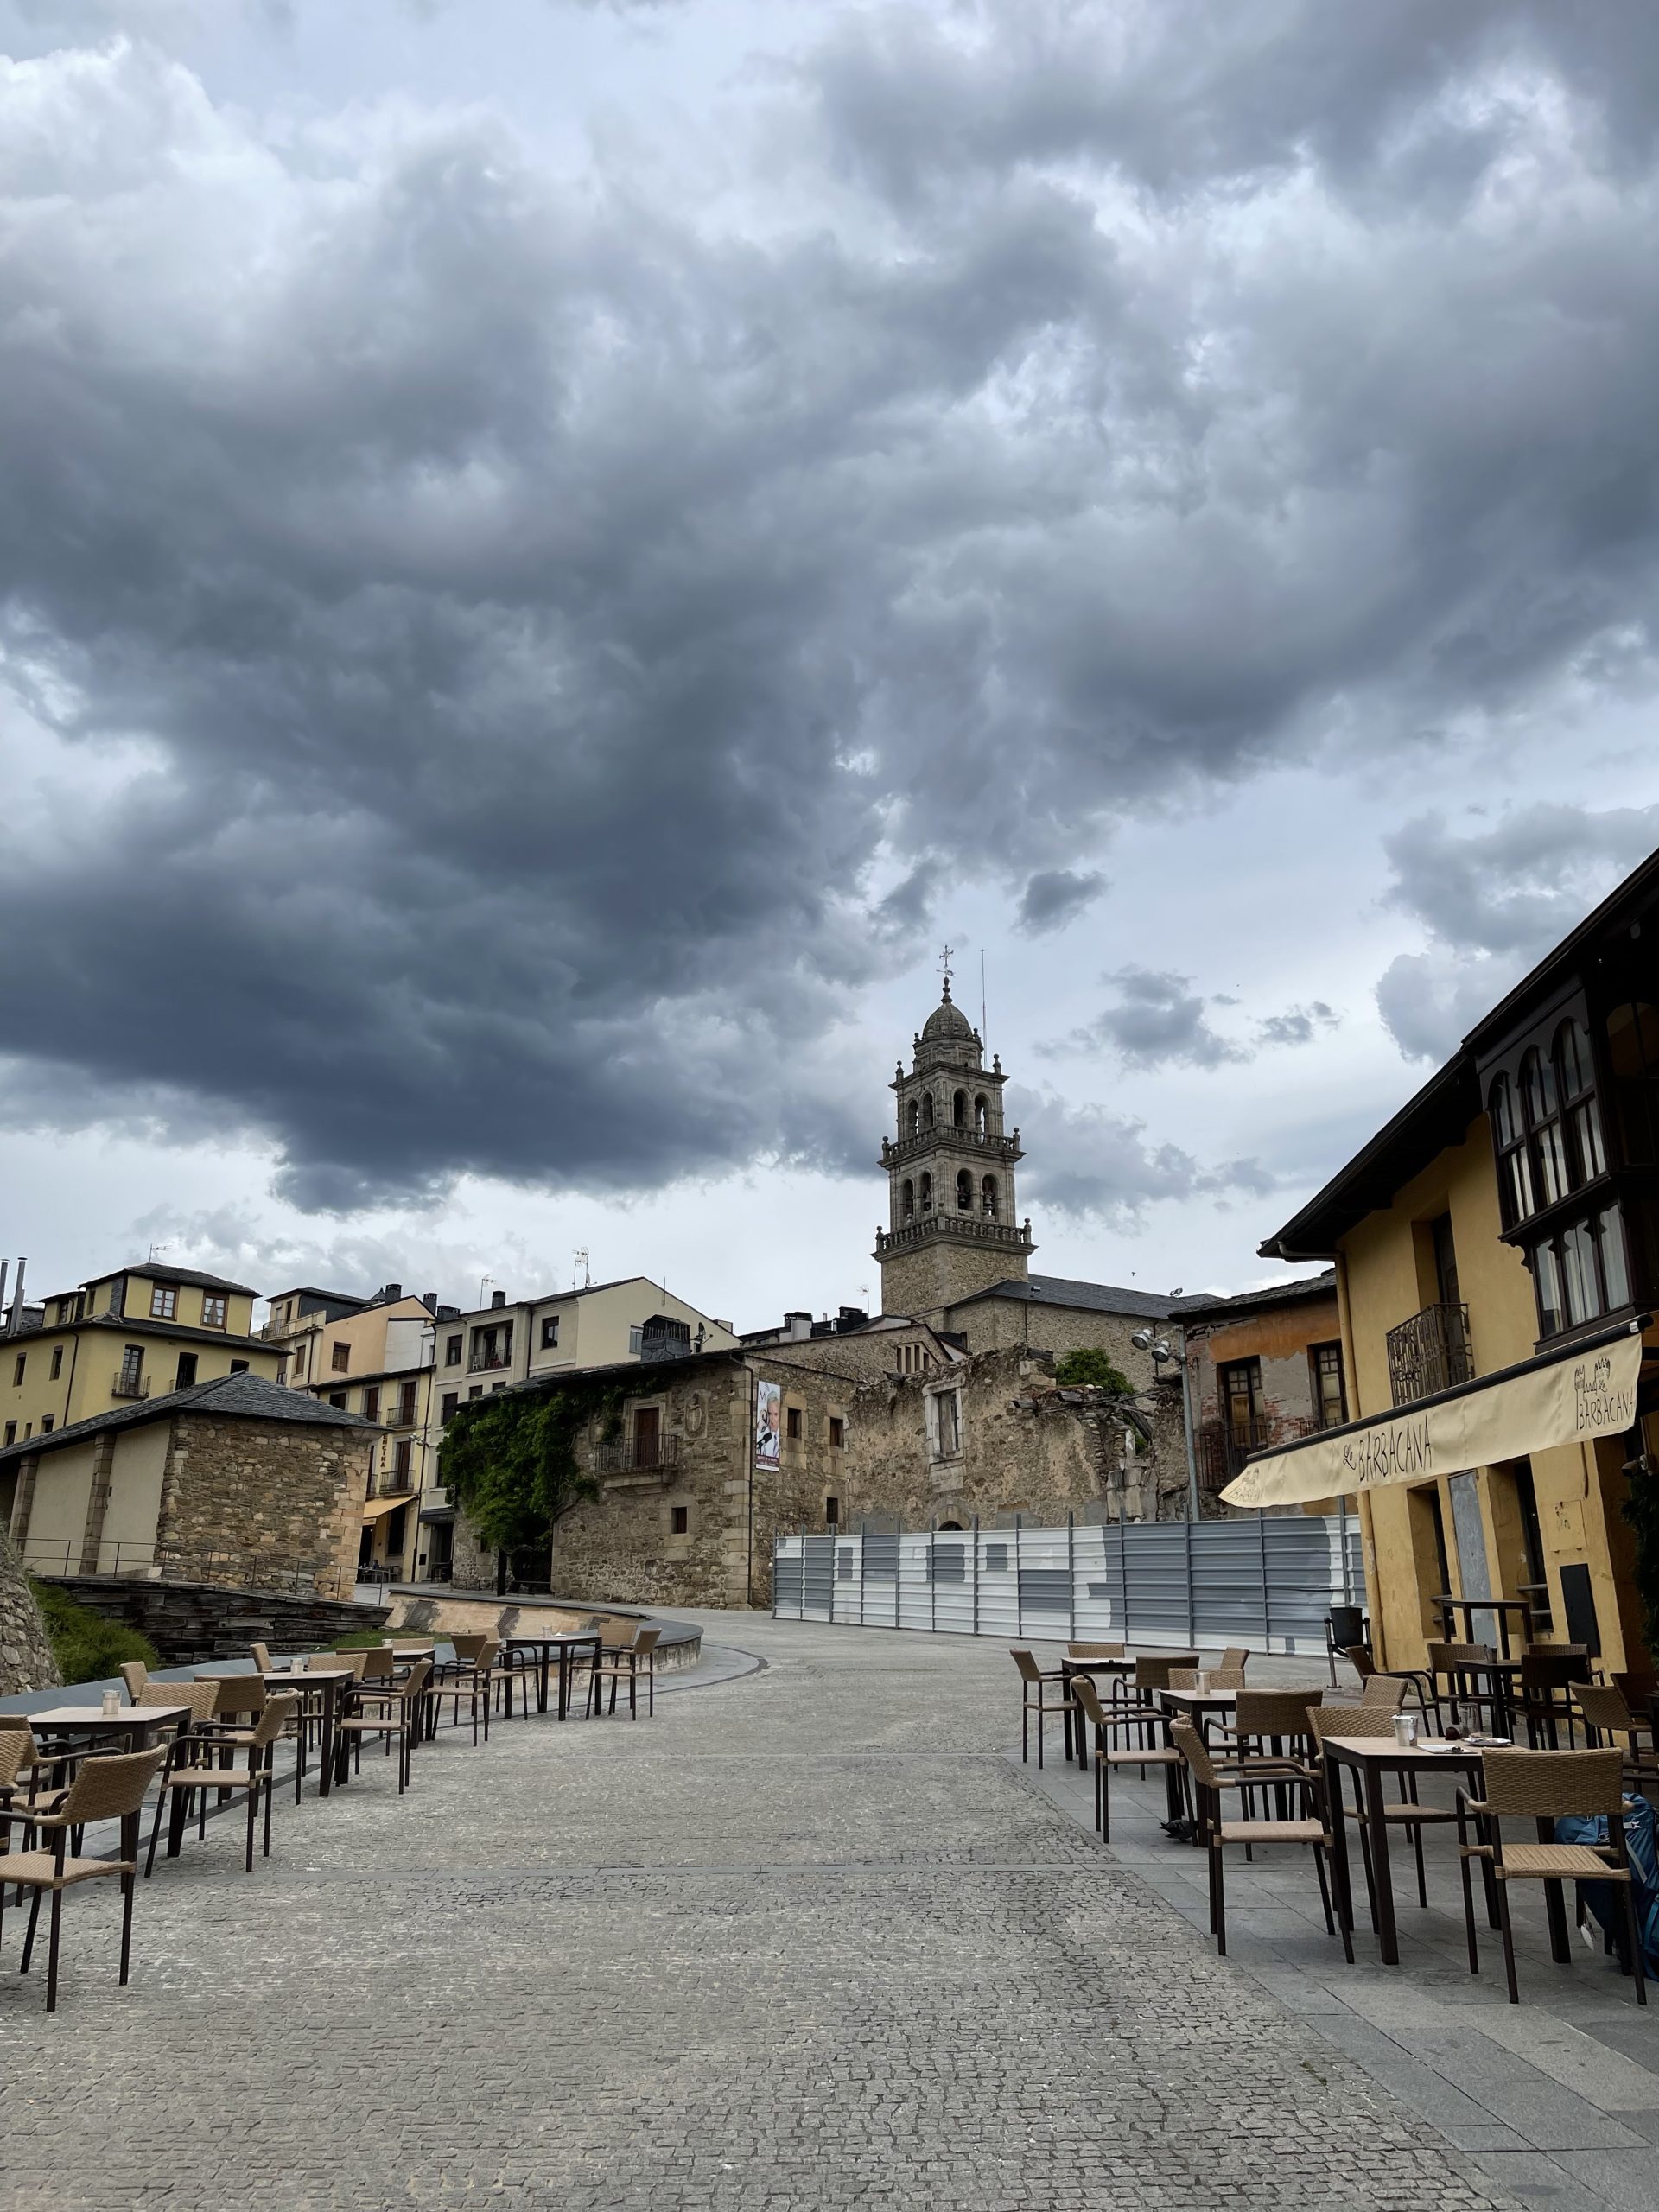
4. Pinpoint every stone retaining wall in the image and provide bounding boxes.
[381,1588,702,1670]
[38,1576,388,1668]
[0,1526,59,1694]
